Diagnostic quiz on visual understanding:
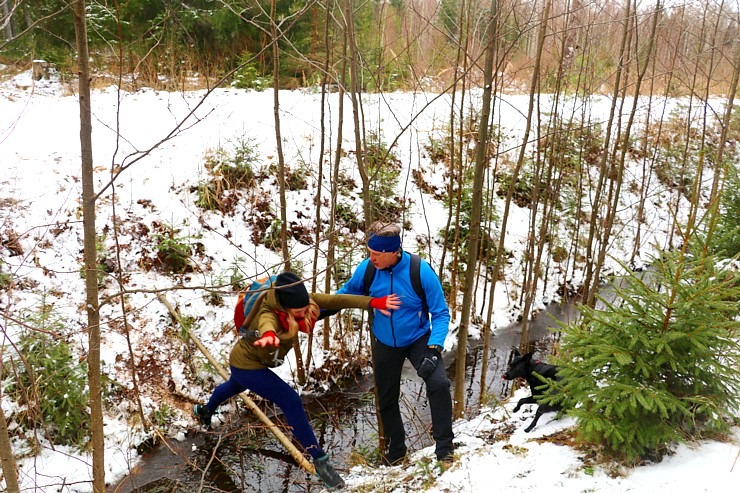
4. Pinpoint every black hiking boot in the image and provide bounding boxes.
[436,449,455,464]
[381,447,407,466]
[314,454,345,490]
[193,404,213,428]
